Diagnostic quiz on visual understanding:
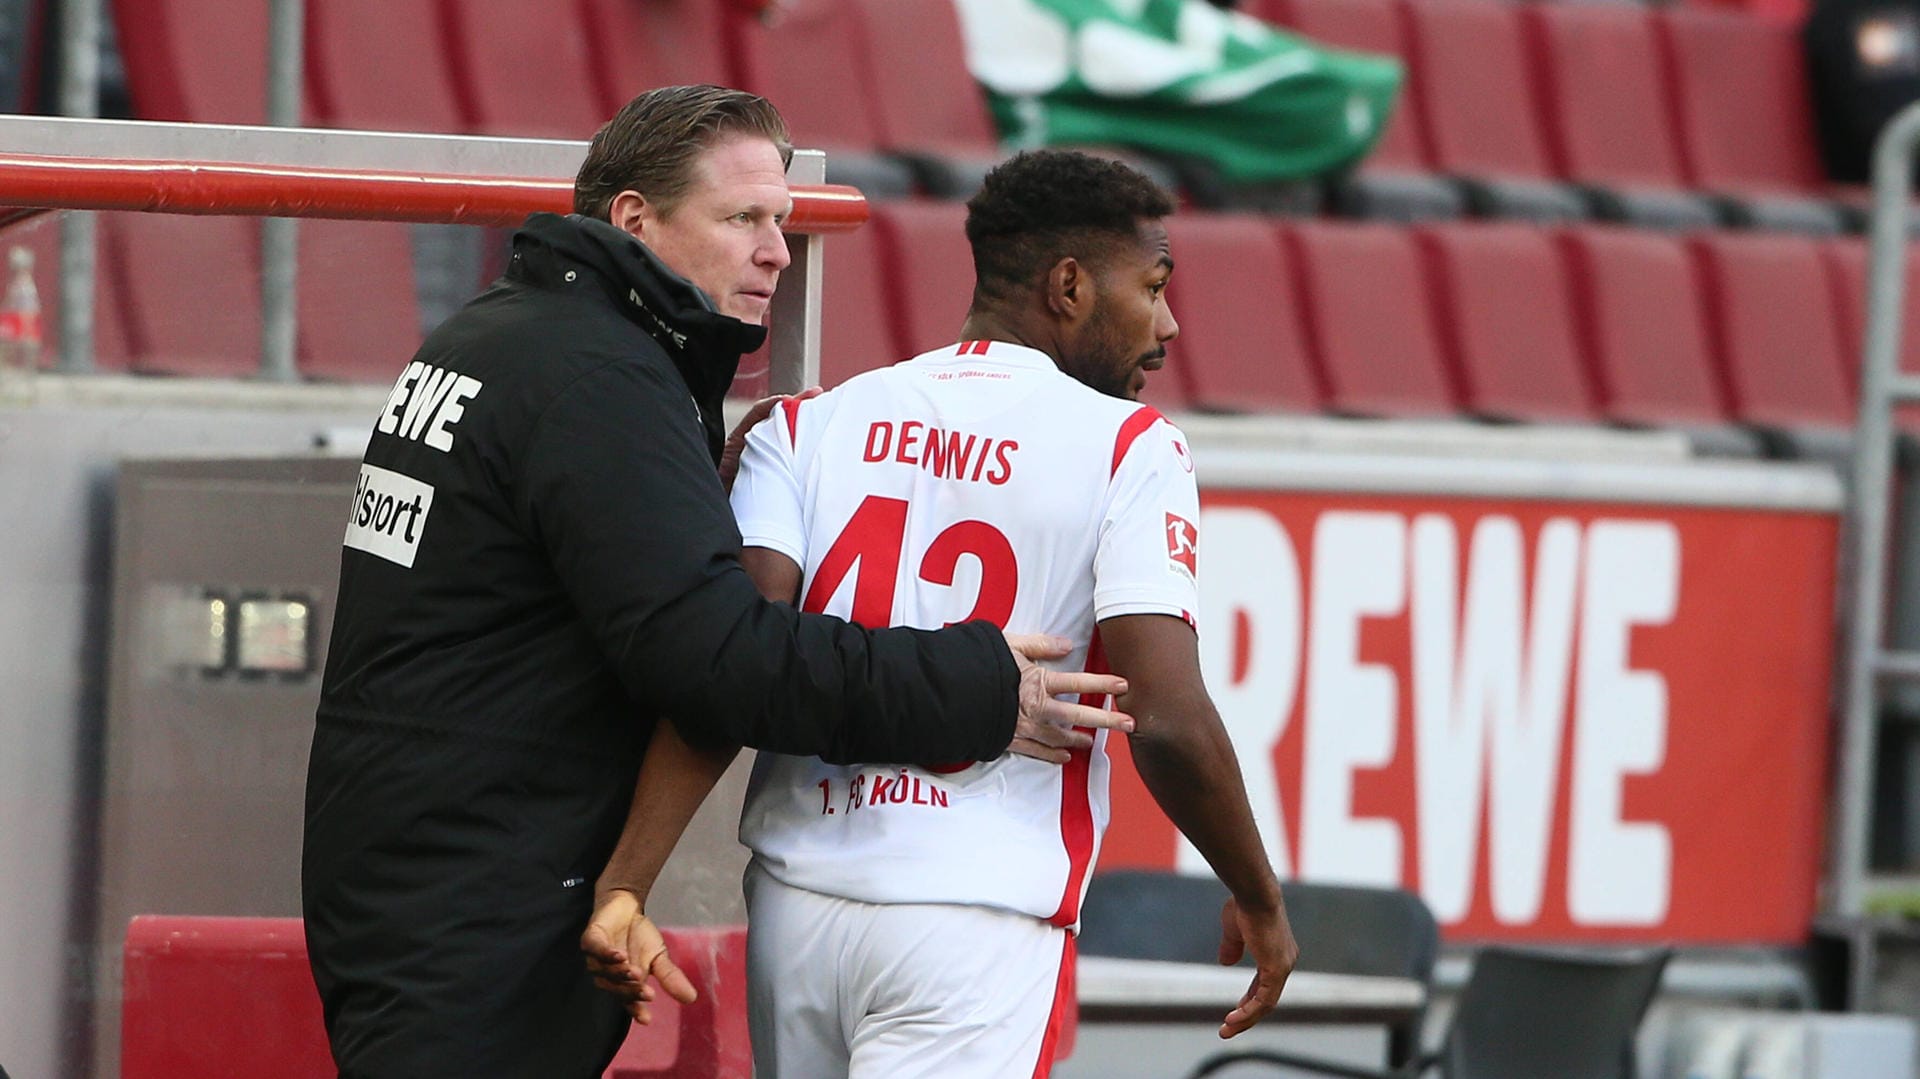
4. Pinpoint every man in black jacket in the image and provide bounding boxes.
[302,85,1130,1079]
